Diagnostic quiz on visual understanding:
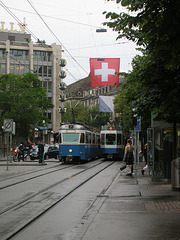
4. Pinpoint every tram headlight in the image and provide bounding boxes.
[69,149,72,153]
